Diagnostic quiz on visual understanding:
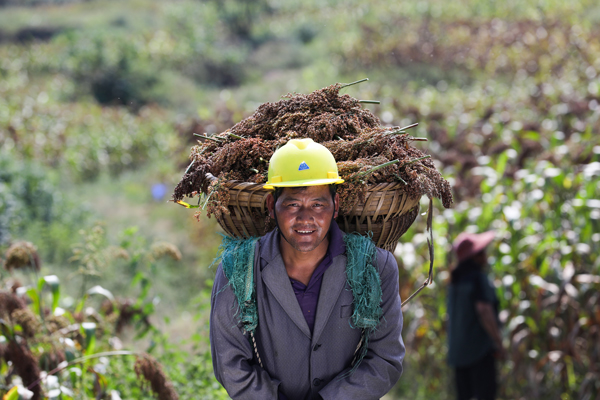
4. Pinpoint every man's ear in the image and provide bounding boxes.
[333,193,340,219]
[266,193,275,219]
